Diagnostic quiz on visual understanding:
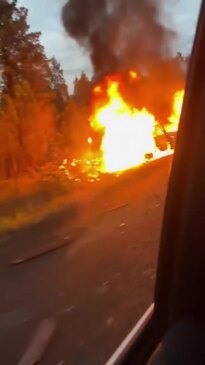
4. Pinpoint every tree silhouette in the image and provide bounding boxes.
[0,1,63,178]
[73,72,91,105]
[0,0,51,96]
[50,57,69,111]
